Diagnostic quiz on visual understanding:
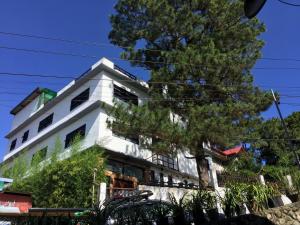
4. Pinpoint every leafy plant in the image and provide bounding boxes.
[187,190,217,225]
[6,138,106,208]
[245,184,275,212]
[169,193,188,225]
[222,183,248,218]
